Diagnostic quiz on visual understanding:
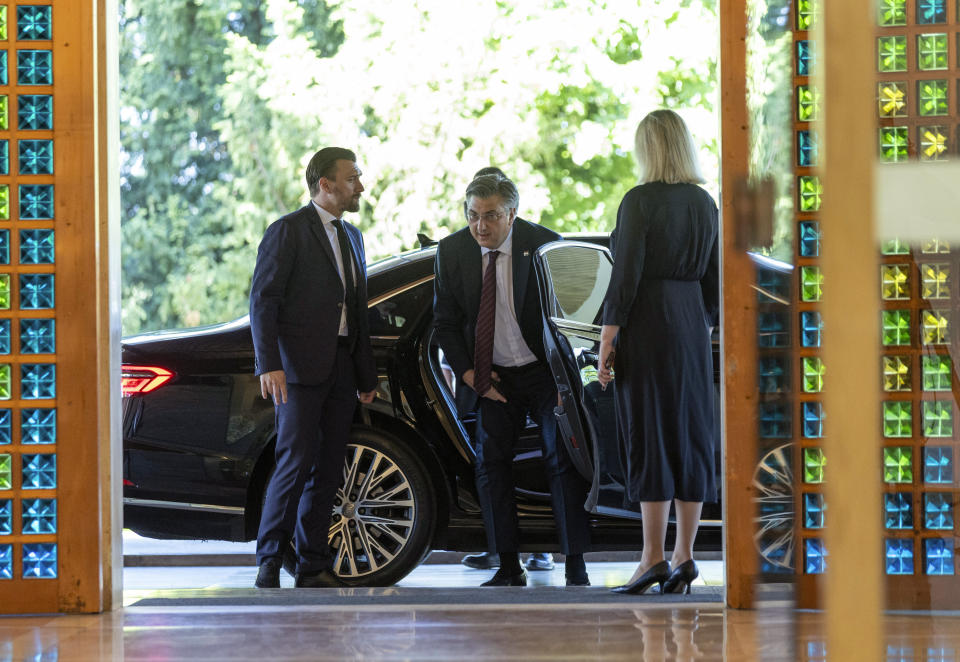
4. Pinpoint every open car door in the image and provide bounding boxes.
[534,240,642,520]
